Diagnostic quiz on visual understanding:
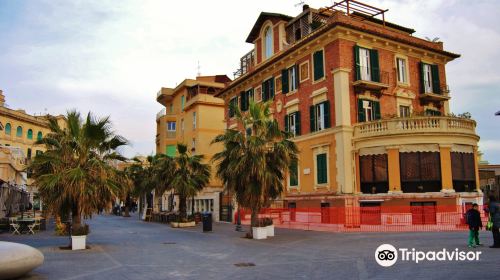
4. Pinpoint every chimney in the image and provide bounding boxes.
[0,90,4,107]
[303,4,310,12]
